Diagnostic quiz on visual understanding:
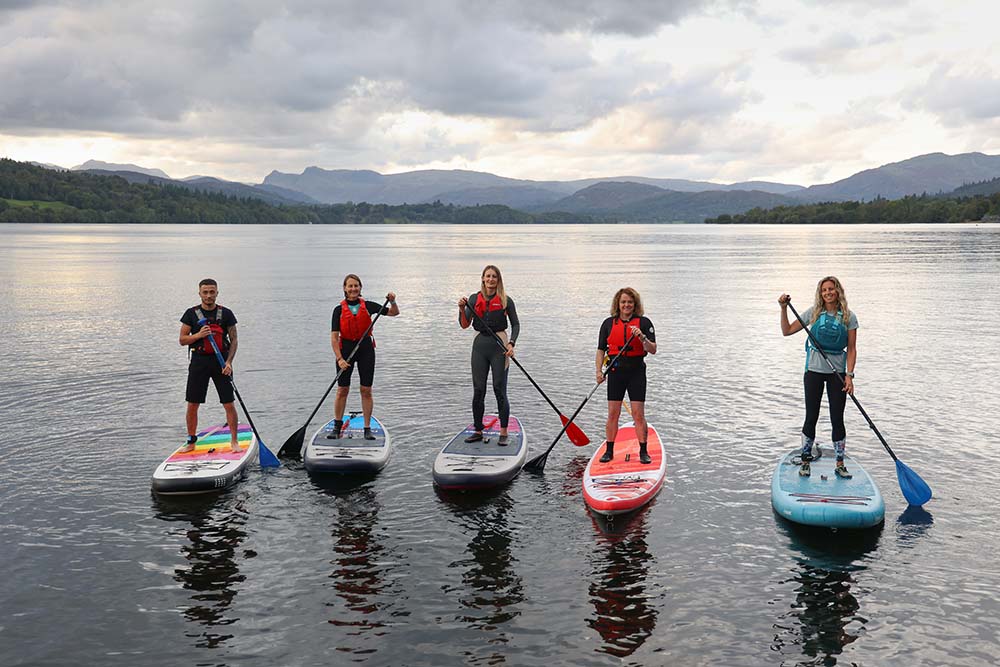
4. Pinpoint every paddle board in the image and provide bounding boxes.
[433,415,526,490]
[771,445,885,529]
[151,424,258,495]
[583,422,666,516]
[304,413,391,474]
